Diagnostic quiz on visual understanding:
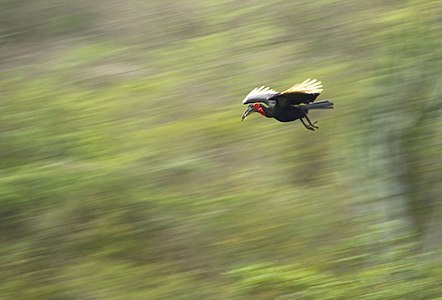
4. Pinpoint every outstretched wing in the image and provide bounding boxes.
[280,79,323,105]
[242,86,280,105]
